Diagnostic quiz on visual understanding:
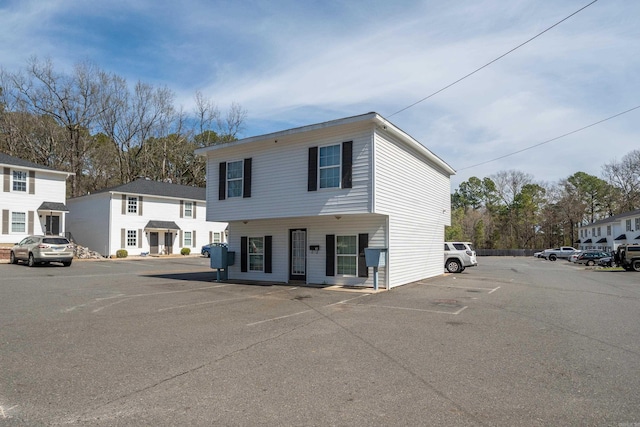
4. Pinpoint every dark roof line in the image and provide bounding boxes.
[74,178,206,201]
